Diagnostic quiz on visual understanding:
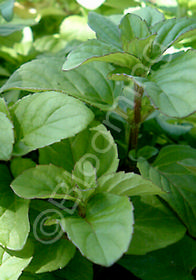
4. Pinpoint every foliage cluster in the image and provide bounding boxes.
[0,0,196,279]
